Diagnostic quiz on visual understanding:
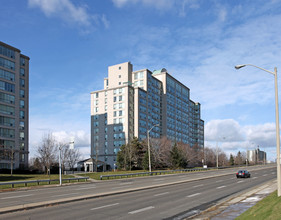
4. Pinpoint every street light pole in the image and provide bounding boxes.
[59,141,74,186]
[147,124,159,173]
[216,141,218,169]
[235,64,281,197]
[59,146,62,186]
